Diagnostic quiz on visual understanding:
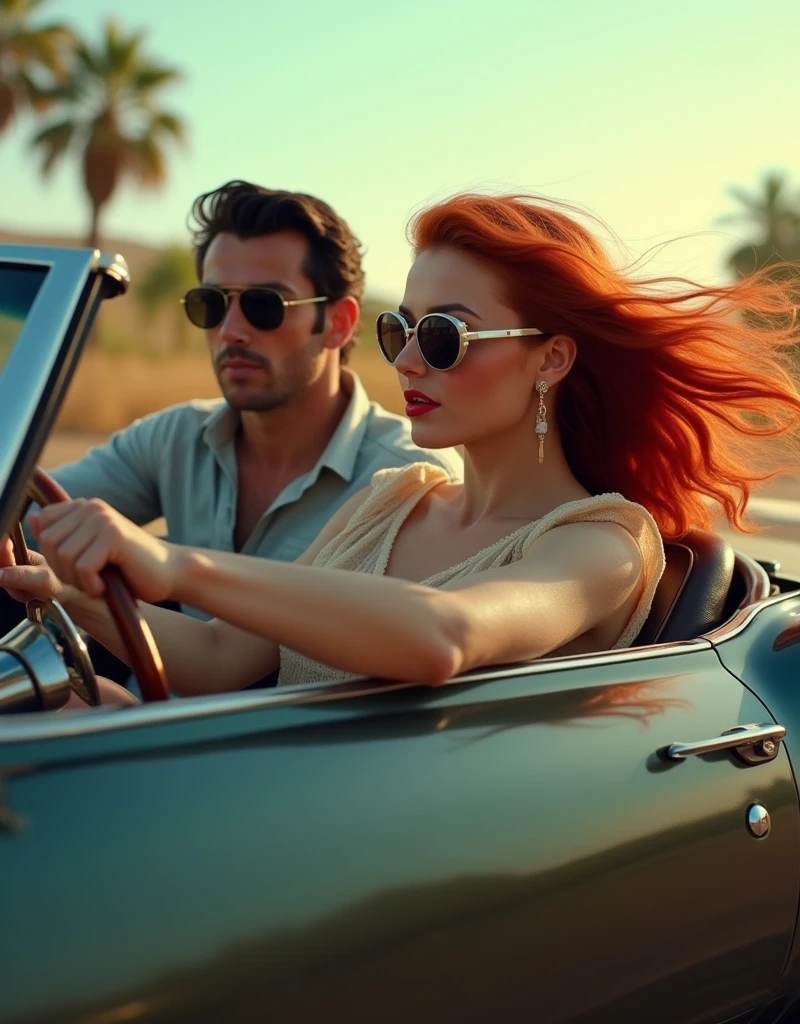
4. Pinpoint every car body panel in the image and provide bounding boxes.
[1,642,798,1023]
[708,589,800,1016]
